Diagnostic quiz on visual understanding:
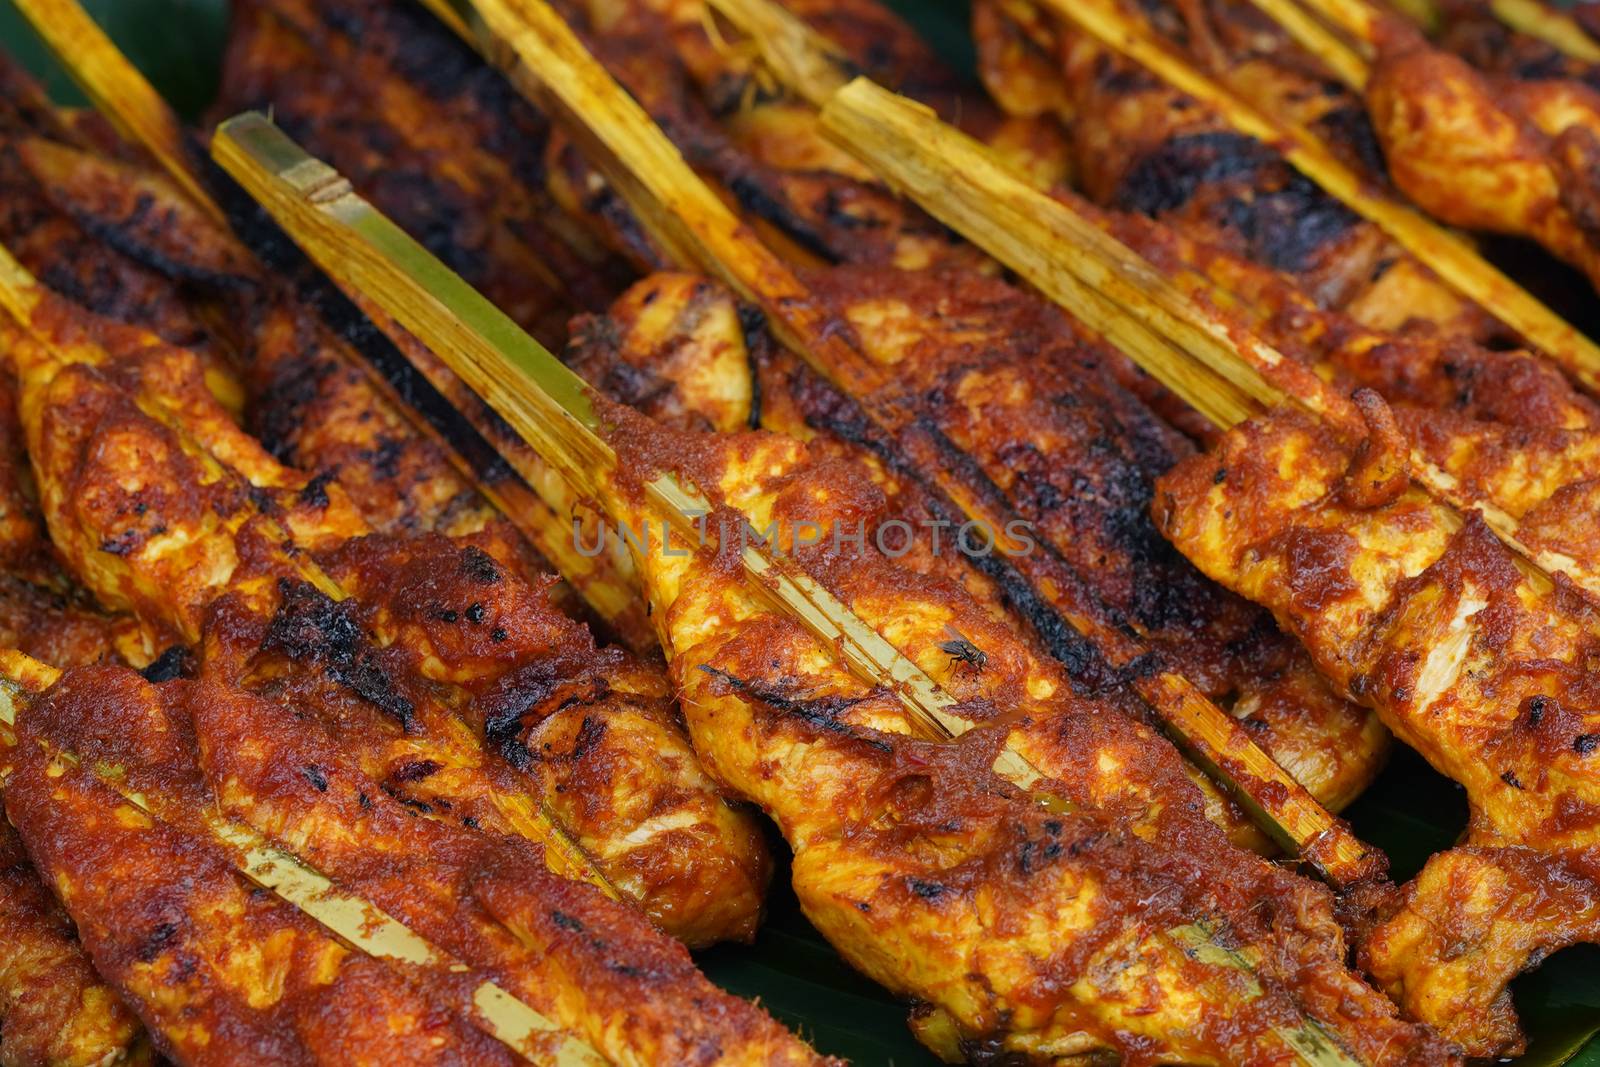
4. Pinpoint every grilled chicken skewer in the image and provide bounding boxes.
[973,0,1503,339]
[1131,0,1600,308]
[413,0,1399,879]
[6,2,657,650]
[1158,408,1600,1058]
[799,3,1600,1051]
[1,234,771,946]
[0,217,813,1056]
[0,646,823,1066]
[0,813,153,1067]
[224,111,1455,1065]
[0,31,821,1060]
[0,532,151,1067]
[199,0,1401,847]
[807,57,1600,1061]
[987,0,1600,390]
[1422,0,1600,76]
[0,69,172,1066]
[962,1,1600,609]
